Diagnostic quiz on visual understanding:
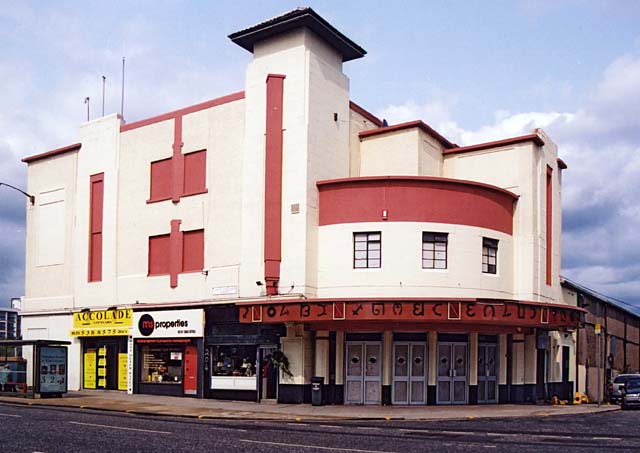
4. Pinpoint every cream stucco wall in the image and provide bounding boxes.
[24,151,78,312]
[317,222,513,299]
[443,138,561,304]
[239,28,351,299]
[117,100,245,305]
